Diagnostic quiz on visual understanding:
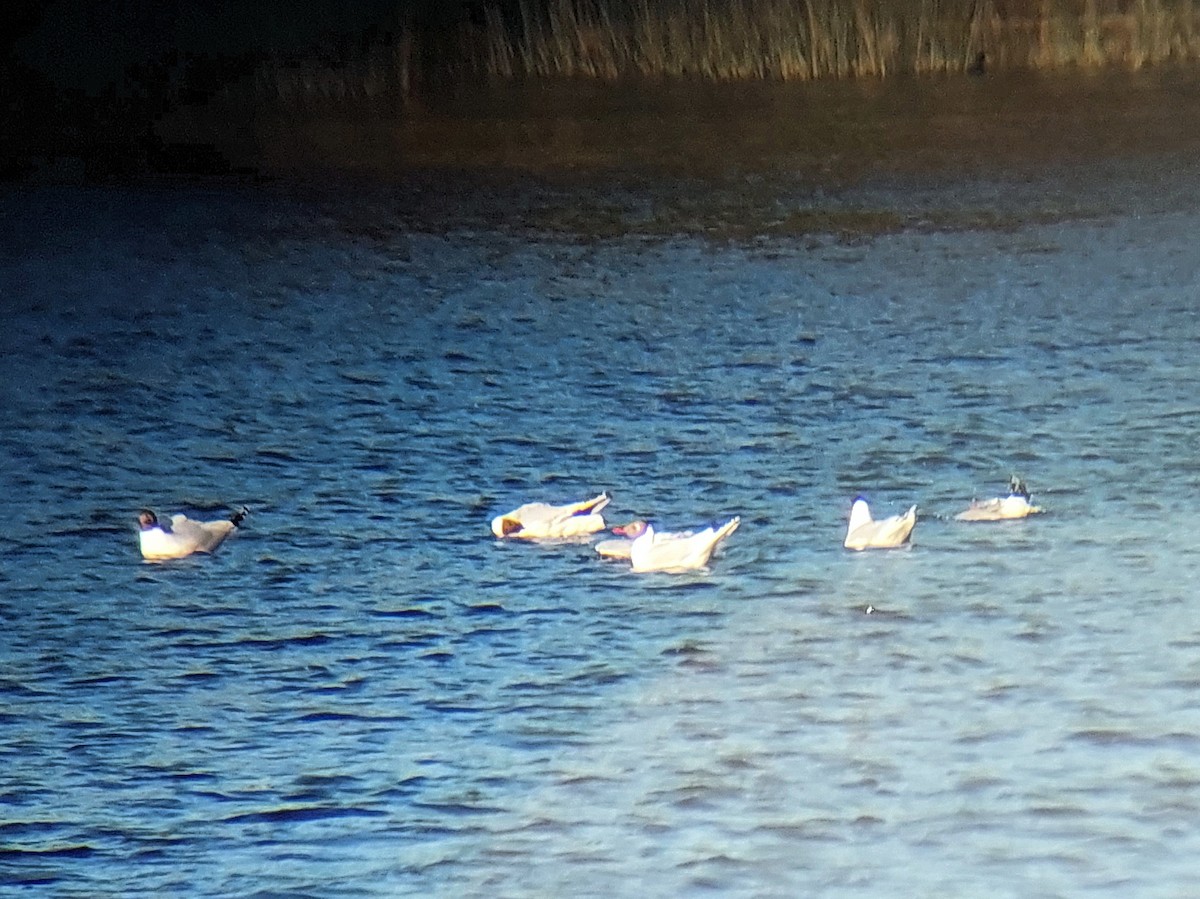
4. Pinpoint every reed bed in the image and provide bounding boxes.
[481,0,1200,79]
[250,0,1200,110]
